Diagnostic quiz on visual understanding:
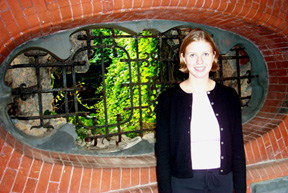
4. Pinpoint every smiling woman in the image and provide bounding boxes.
[155,29,246,193]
